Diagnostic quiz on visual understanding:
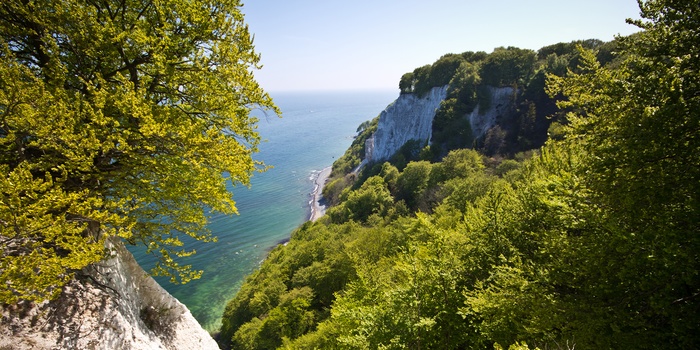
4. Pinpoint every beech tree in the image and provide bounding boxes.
[549,5,699,348]
[0,0,277,303]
